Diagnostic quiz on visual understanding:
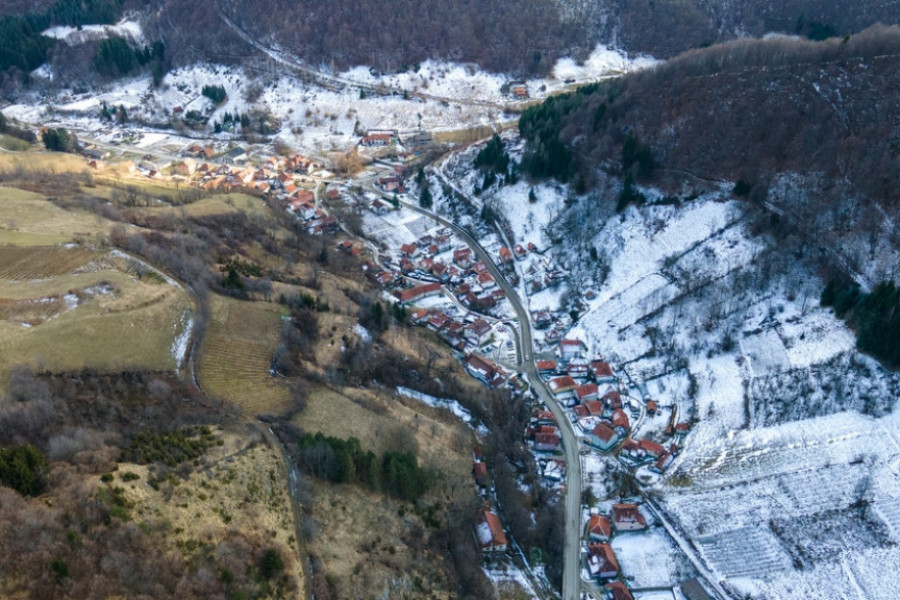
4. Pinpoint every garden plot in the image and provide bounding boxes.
[612,528,694,588]
[361,209,432,250]
[698,525,792,580]
[739,329,789,374]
